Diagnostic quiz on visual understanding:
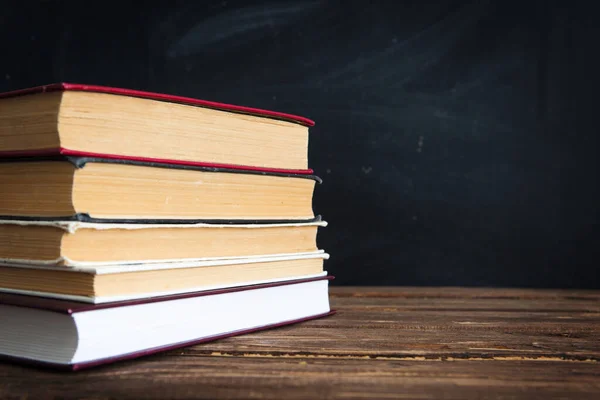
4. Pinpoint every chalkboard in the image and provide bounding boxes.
[1,1,599,288]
